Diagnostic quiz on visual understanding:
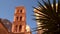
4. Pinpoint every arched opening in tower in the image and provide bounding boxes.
[20,10,22,13]
[20,16,22,21]
[19,25,22,32]
[16,17,18,21]
[17,10,19,13]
